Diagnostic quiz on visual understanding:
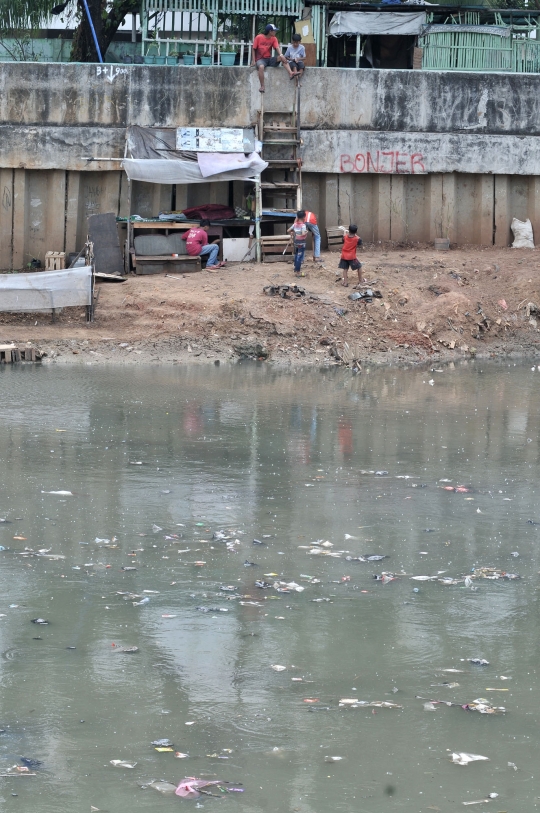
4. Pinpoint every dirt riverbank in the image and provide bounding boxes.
[2,244,540,367]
